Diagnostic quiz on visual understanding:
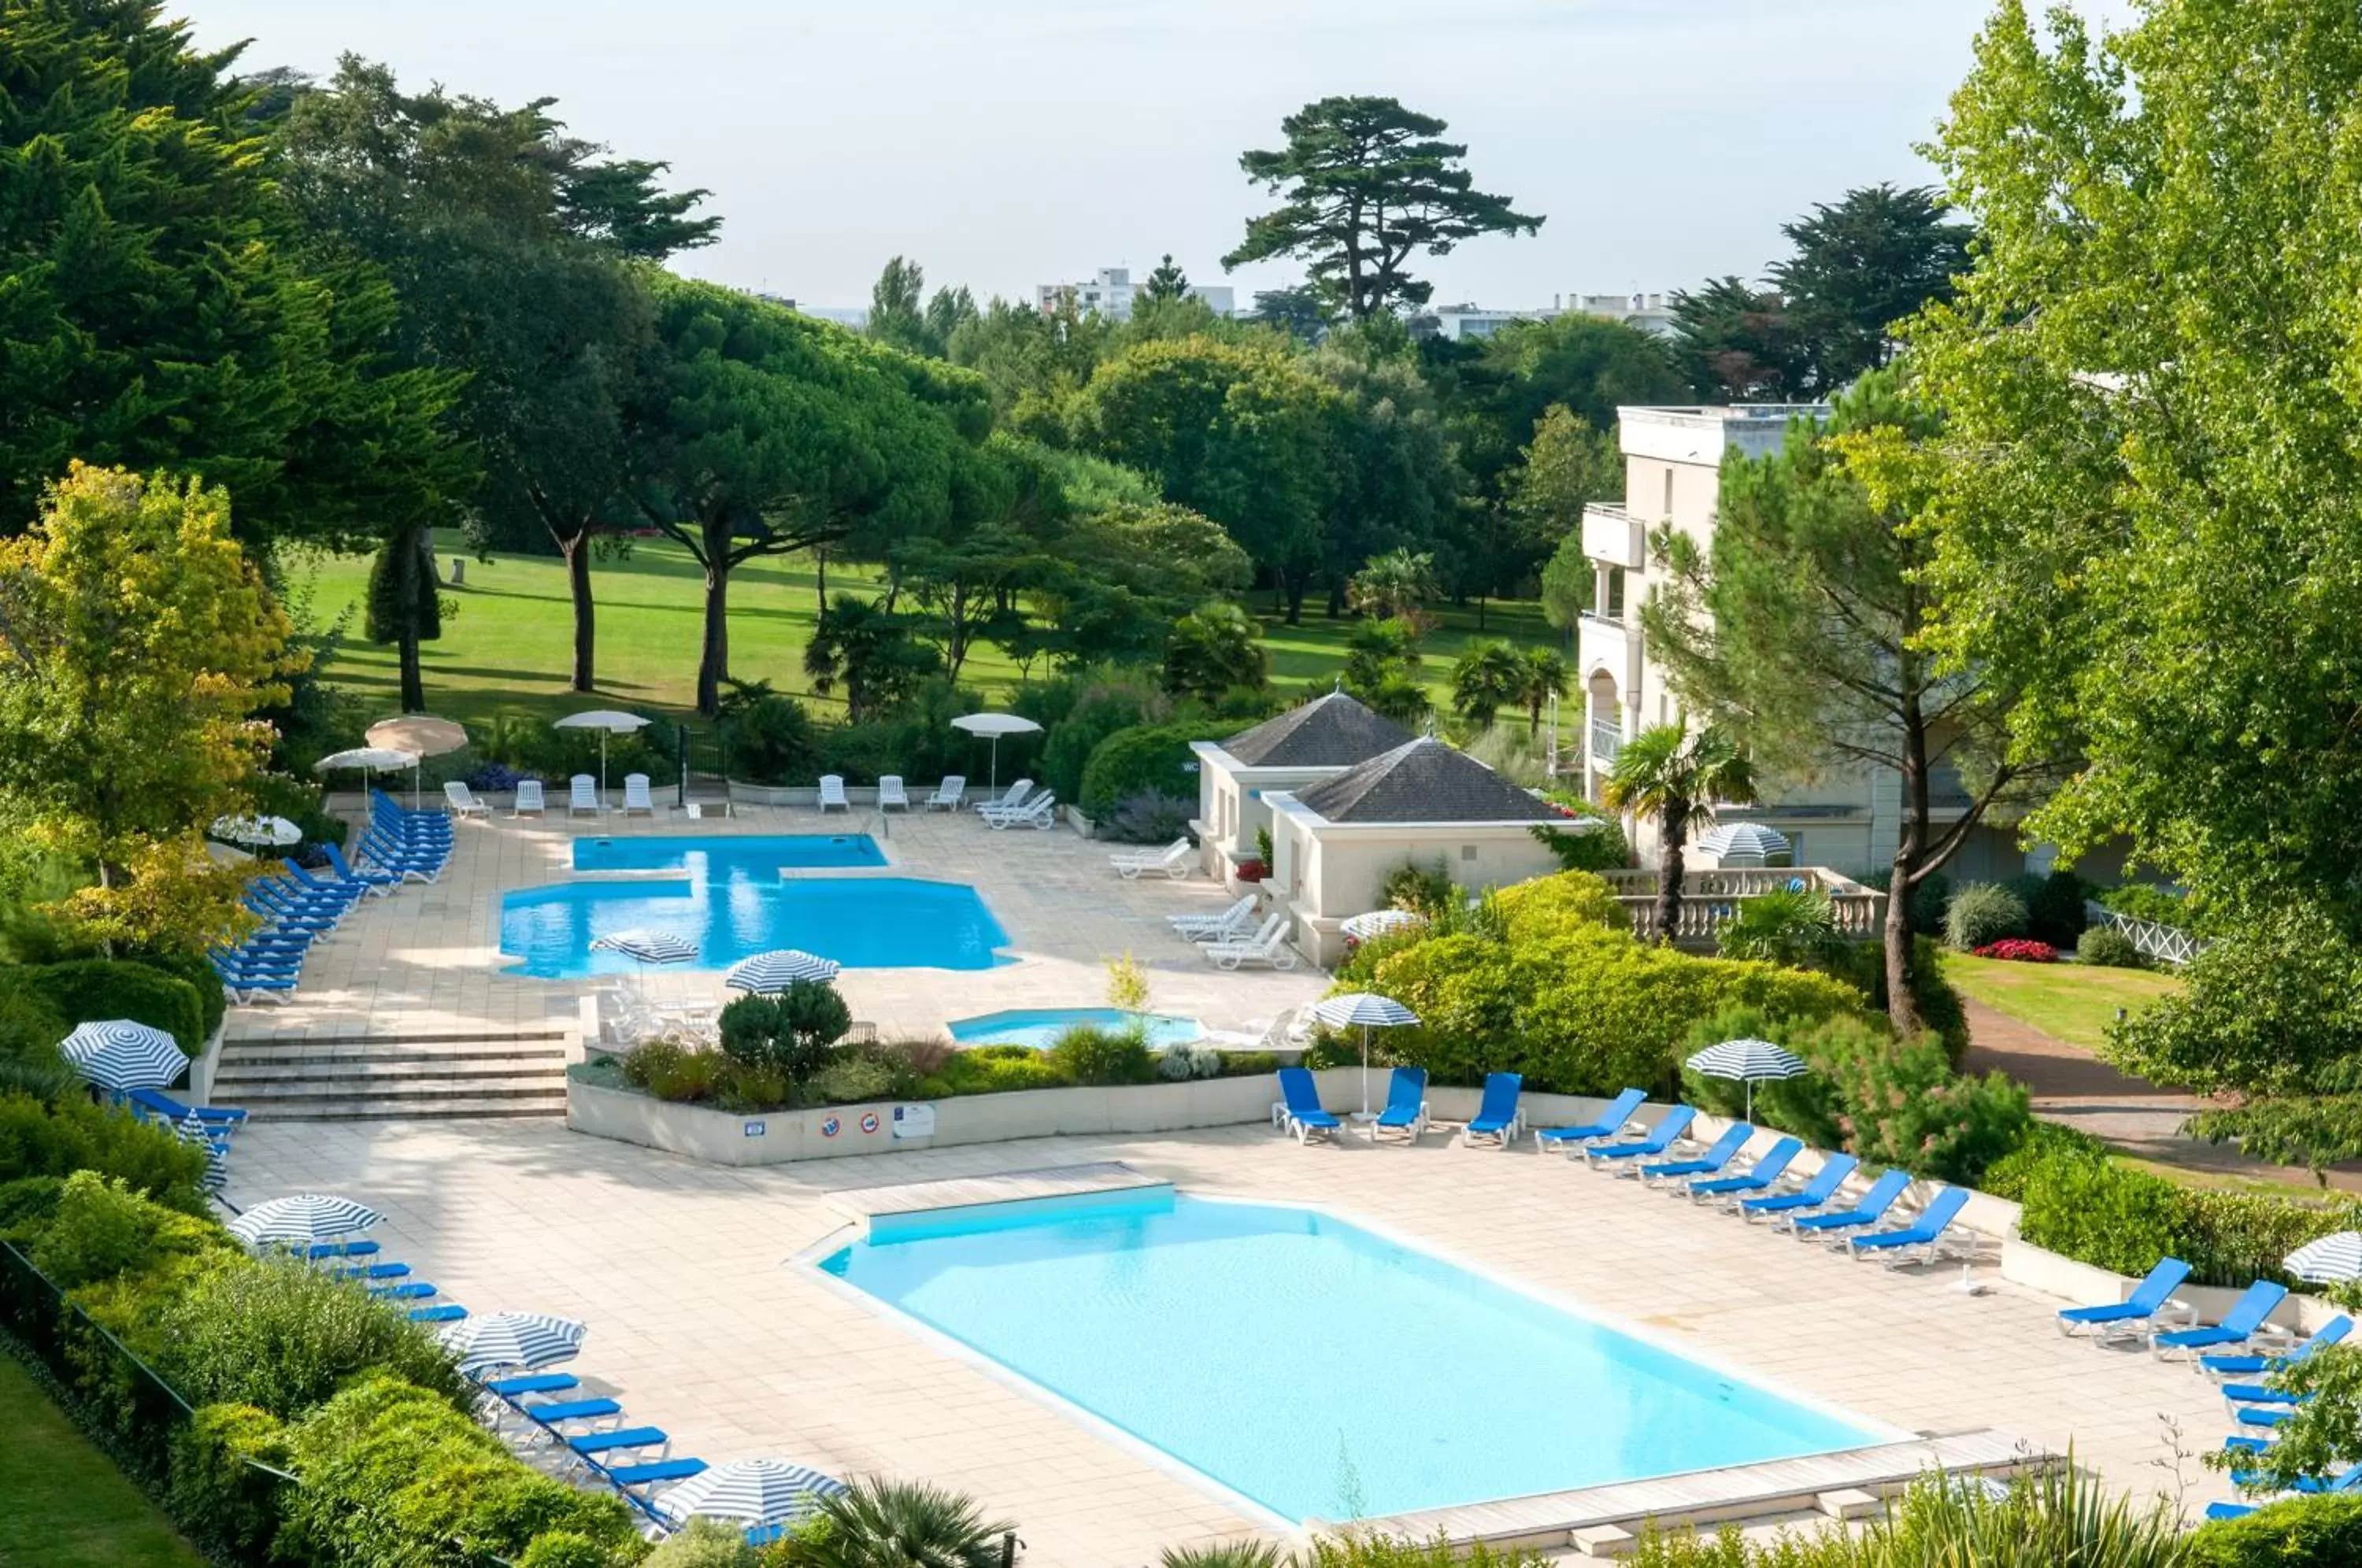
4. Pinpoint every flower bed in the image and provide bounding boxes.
[1971,937,2058,963]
